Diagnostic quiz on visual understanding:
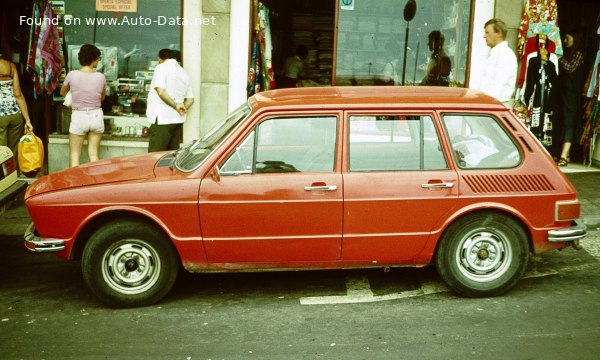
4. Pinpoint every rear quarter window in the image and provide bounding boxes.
[442,114,521,169]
